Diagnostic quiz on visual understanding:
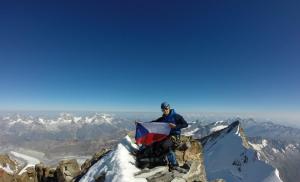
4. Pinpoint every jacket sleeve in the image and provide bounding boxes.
[175,114,188,129]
